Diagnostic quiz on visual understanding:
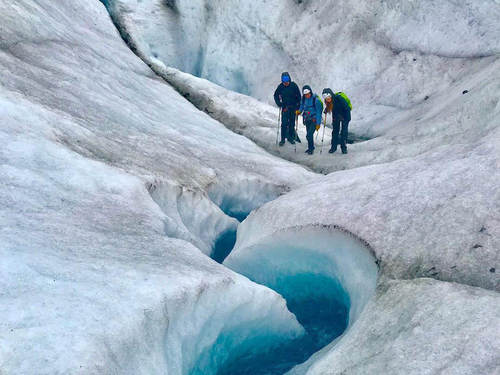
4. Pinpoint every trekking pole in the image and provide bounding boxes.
[294,113,298,153]
[320,113,327,154]
[276,108,281,147]
[316,114,320,140]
